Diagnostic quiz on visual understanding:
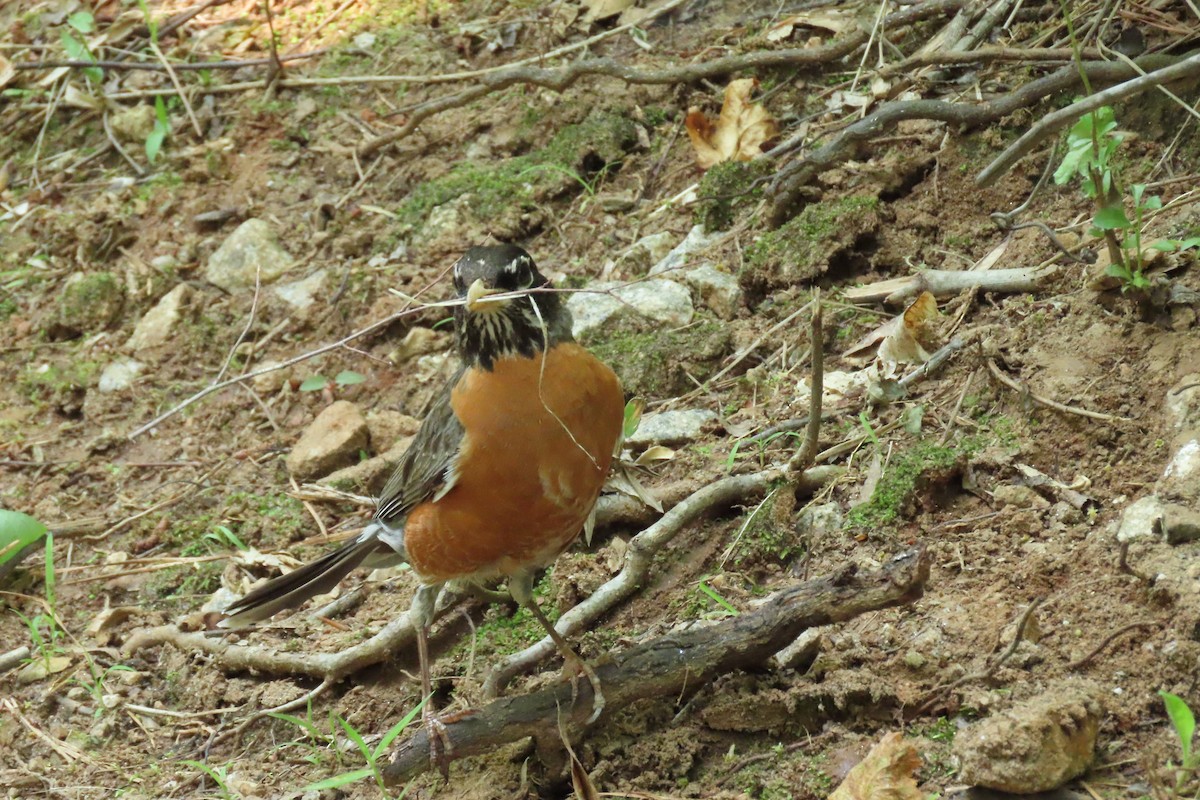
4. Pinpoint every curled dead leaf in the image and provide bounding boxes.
[842,291,938,365]
[766,8,855,41]
[0,54,14,90]
[828,732,922,800]
[583,0,634,23]
[633,444,675,466]
[685,78,778,169]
